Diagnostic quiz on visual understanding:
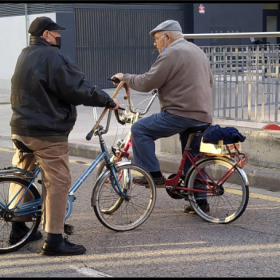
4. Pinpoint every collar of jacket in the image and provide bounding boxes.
[29,36,52,47]
[169,37,185,48]
[160,37,185,53]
